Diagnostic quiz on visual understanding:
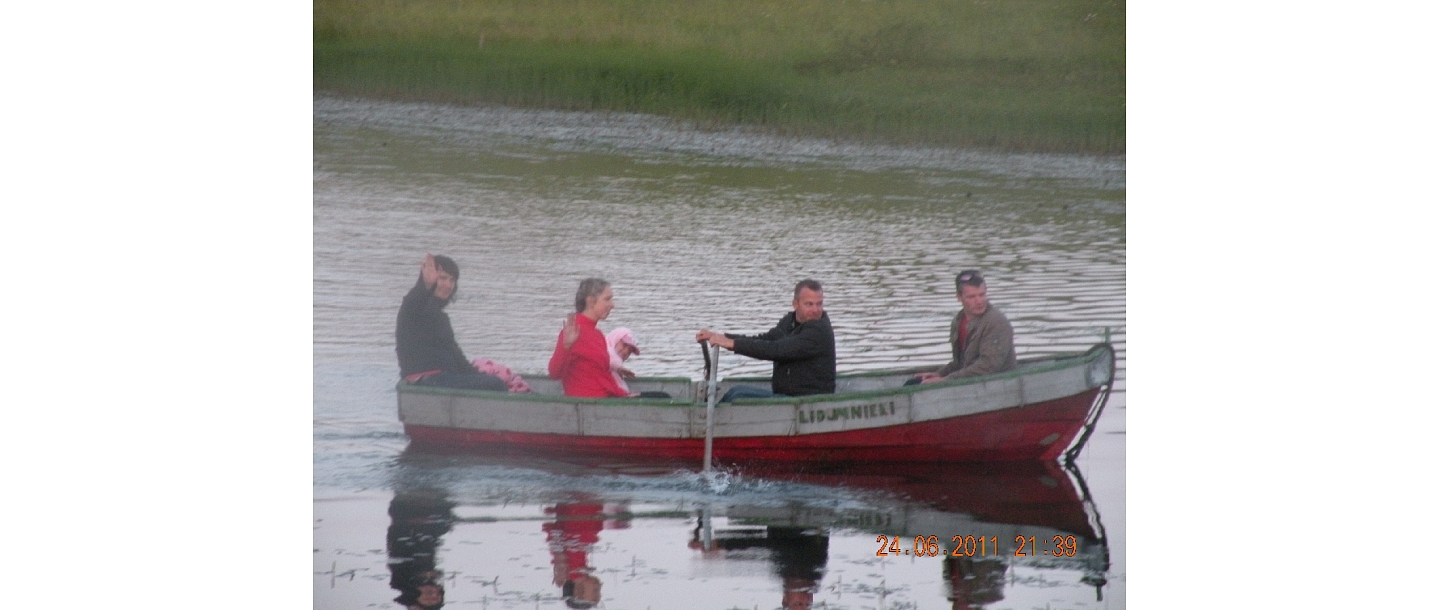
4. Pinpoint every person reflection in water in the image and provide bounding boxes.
[943,555,1008,610]
[387,490,456,610]
[544,498,631,608]
[773,527,827,610]
[690,524,828,609]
